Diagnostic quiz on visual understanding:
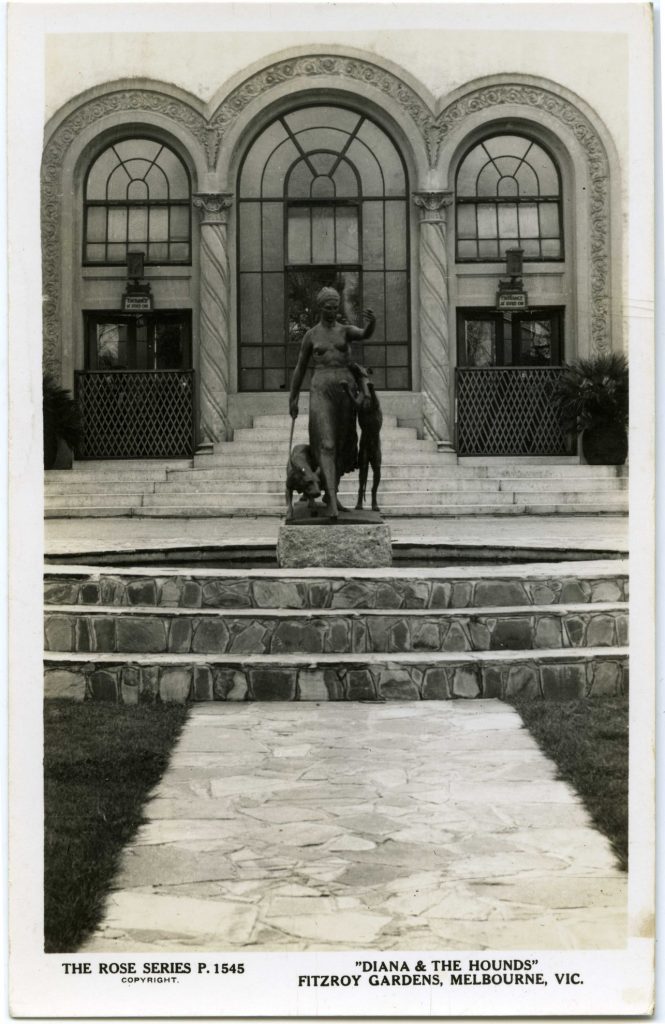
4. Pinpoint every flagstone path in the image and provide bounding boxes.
[81,701,626,952]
